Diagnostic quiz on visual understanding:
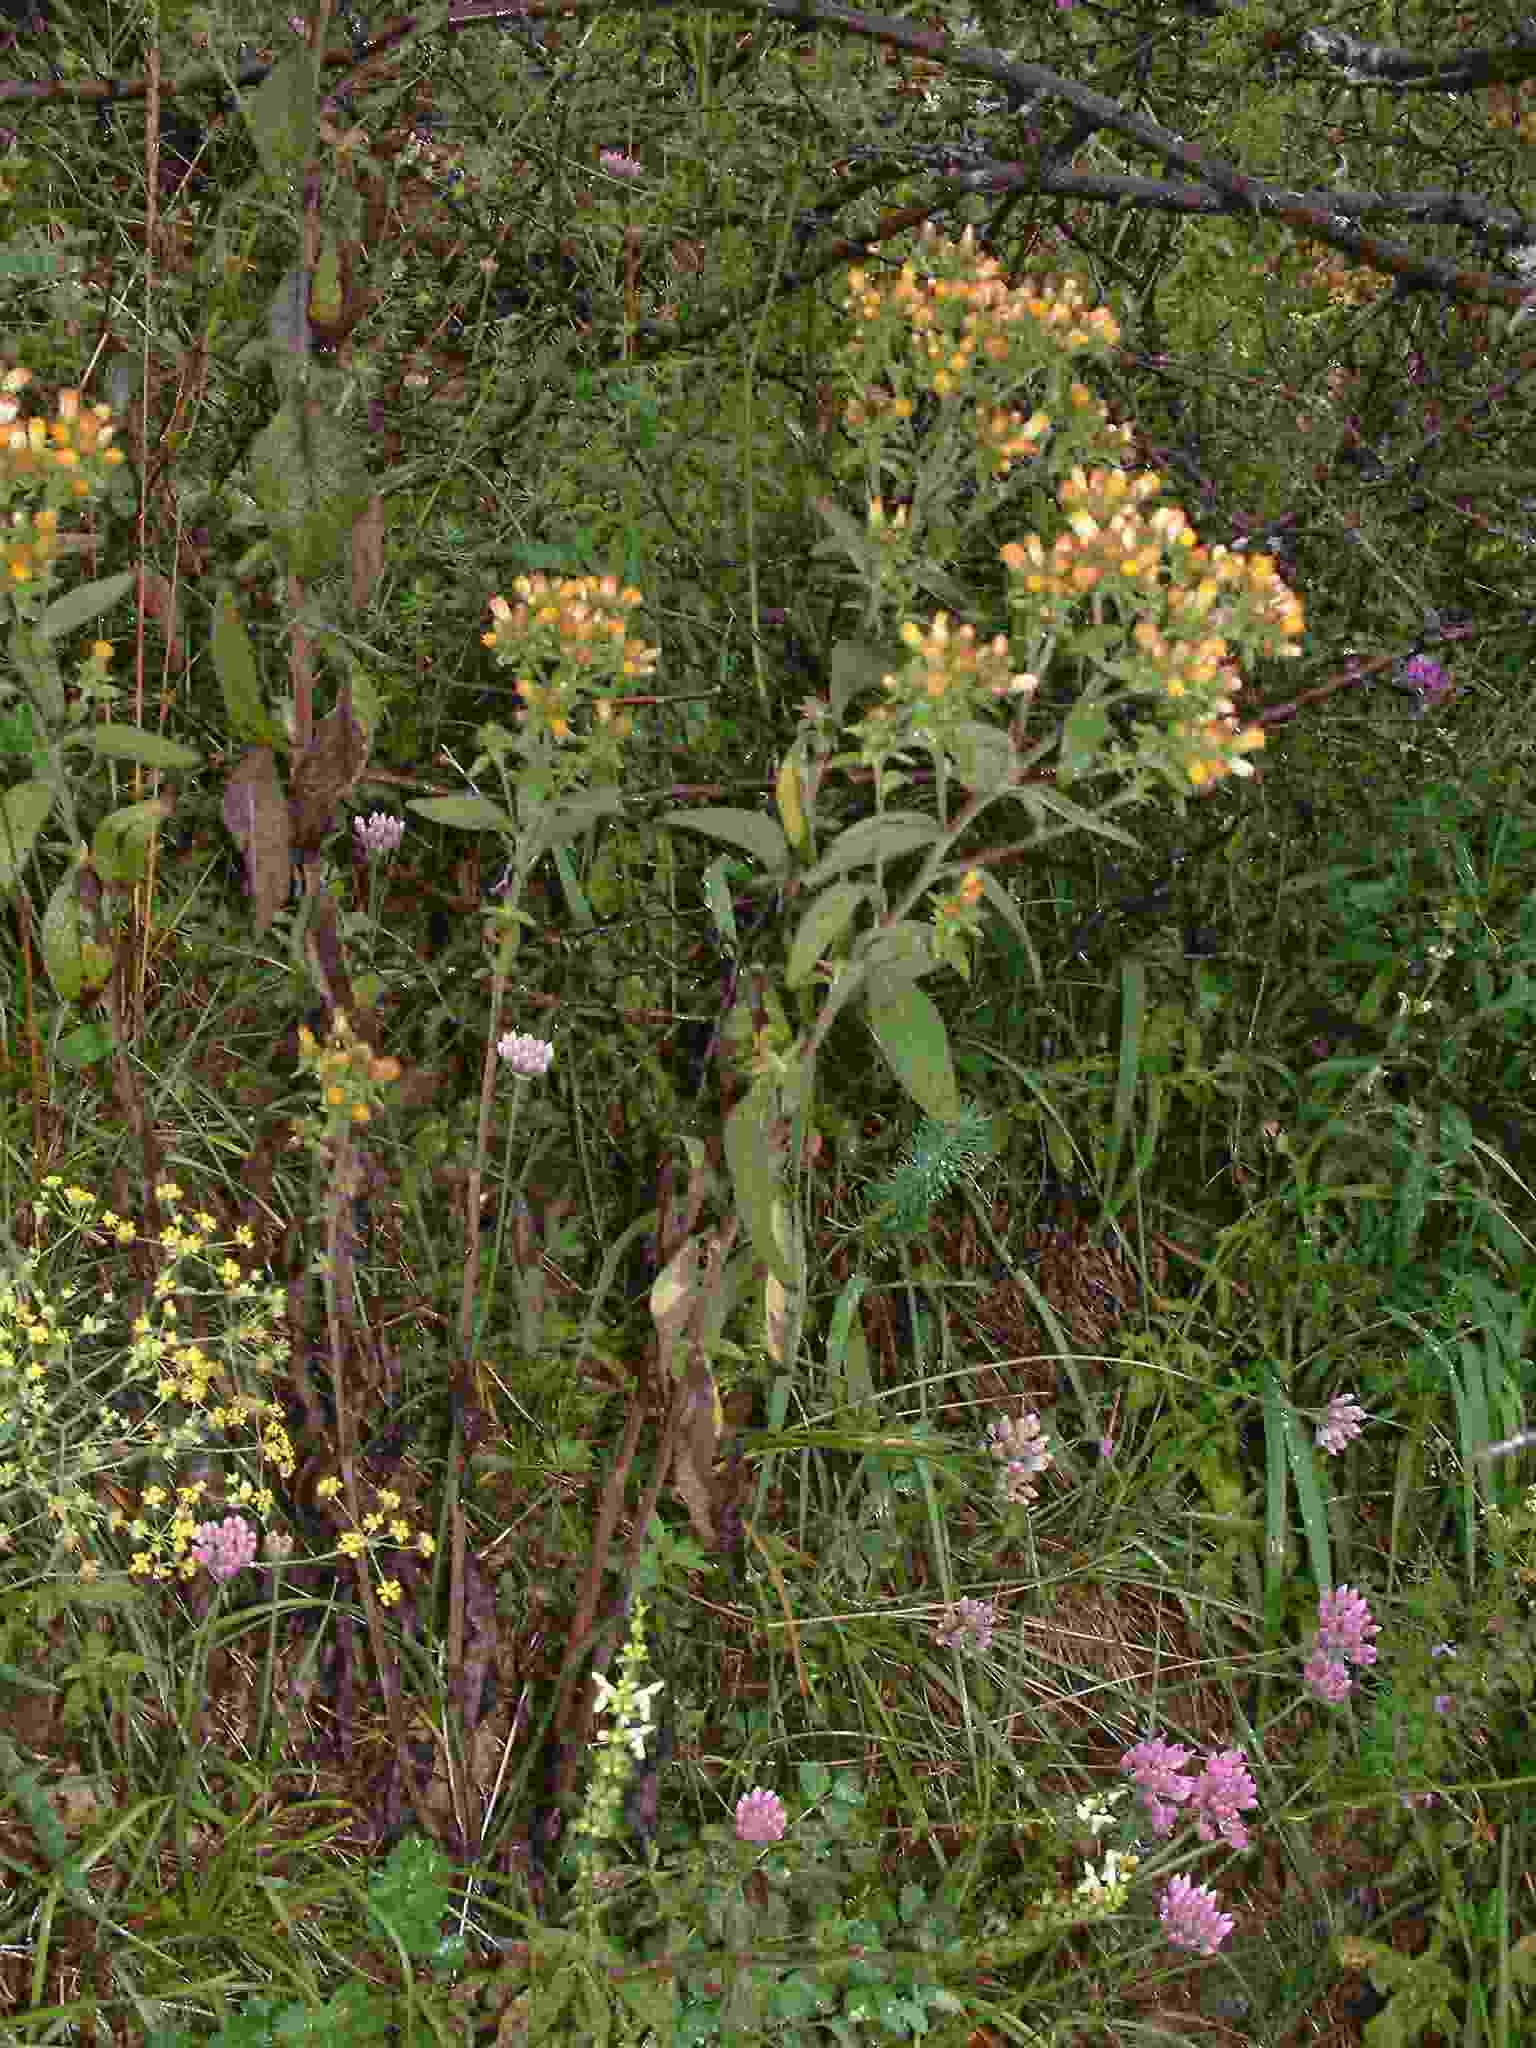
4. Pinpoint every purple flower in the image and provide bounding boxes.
[1316,1586,1380,1666]
[1099,1434,1116,1460]
[353,812,404,859]
[1304,1651,1353,1705]
[497,1031,555,1077]
[599,149,644,179]
[1433,1694,1454,1716]
[734,1788,788,1843]
[1392,654,1452,712]
[1316,1392,1366,1455]
[1188,1749,1258,1851]
[191,1514,258,1583]
[1121,1735,1196,1836]
[936,1597,996,1655]
[1158,1875,1234,1955]
[1303,1585,1381,1704]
